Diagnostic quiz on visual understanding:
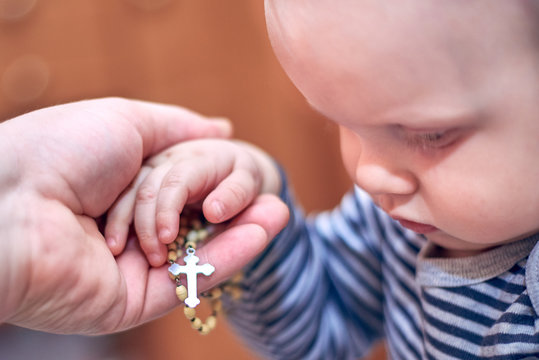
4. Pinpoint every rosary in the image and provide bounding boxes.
[167,209,242,335]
